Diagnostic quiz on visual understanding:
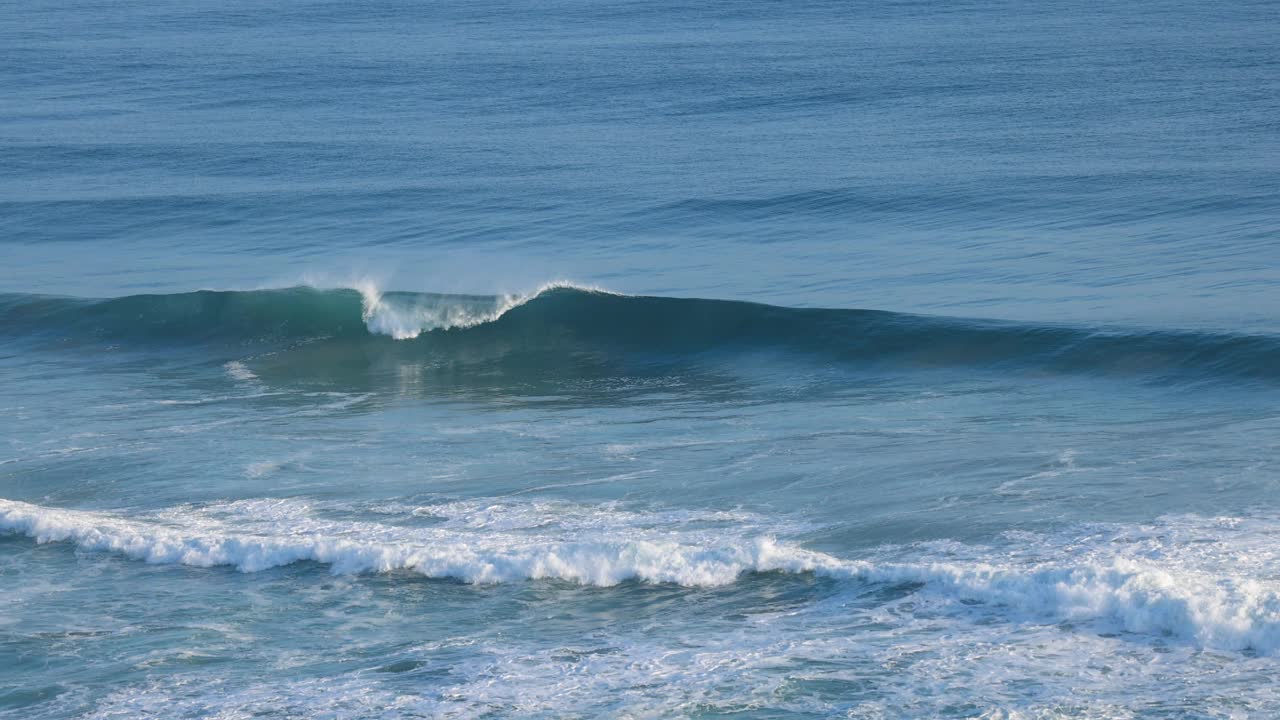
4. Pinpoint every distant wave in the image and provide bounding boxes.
[3,497,1279,654]
[2,284,1278,382]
